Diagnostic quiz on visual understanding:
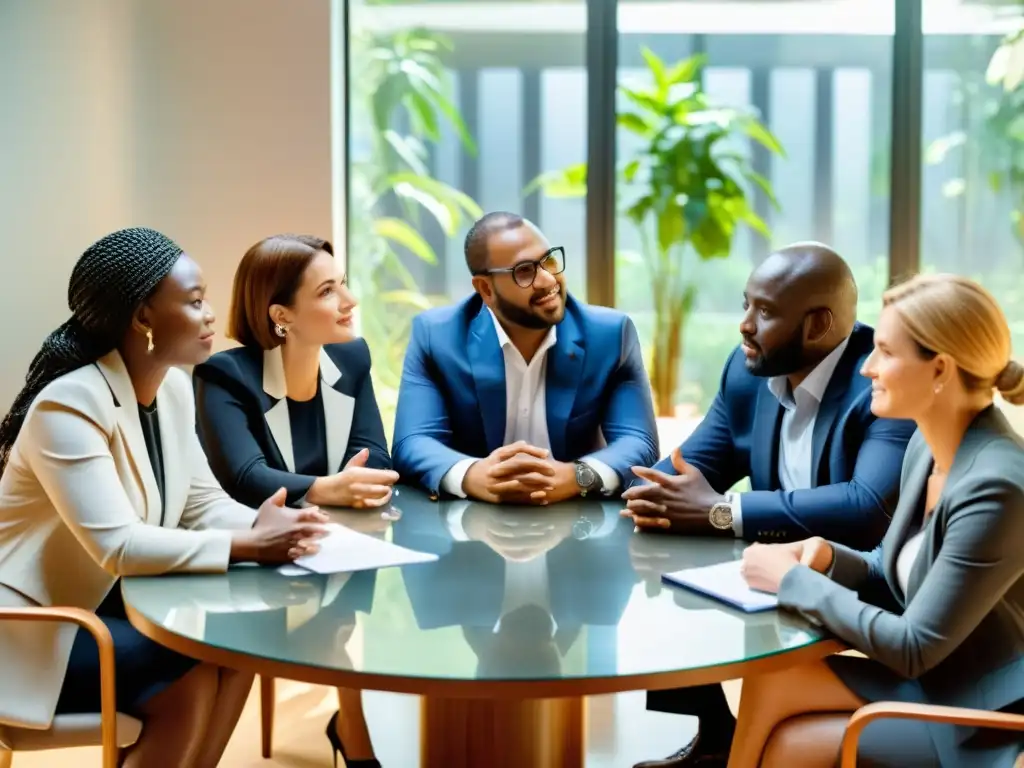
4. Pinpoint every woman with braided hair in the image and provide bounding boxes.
[0,227,329,767]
